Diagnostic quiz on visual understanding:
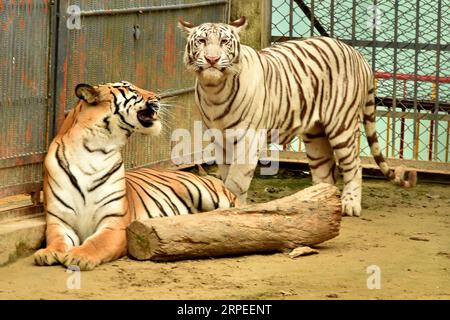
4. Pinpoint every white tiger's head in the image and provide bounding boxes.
[178,17,247,86]
[75,81,162,136]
